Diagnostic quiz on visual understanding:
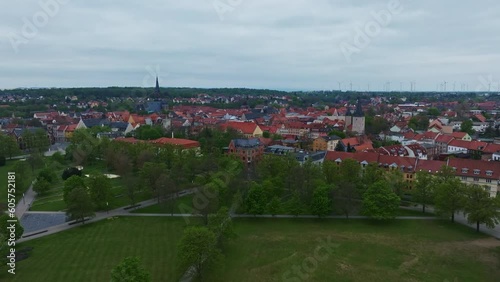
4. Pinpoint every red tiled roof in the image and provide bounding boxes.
[222,121,258,135]
[451,132,467,139]
[448,158,500,180]
[435,135,454,144]
[416,159,445,173]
